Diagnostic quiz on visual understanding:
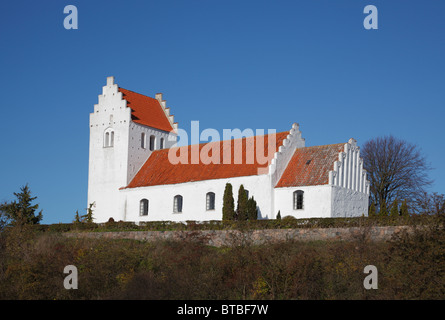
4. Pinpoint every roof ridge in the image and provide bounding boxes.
[298,142,347,149]
[148,131,289,154]
[119,86,156,98]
